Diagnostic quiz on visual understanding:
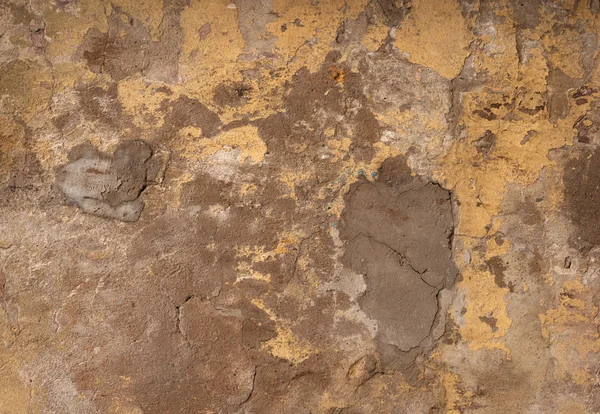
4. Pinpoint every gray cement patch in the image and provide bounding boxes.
[56,140,161,222]
[338,156,457,380]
